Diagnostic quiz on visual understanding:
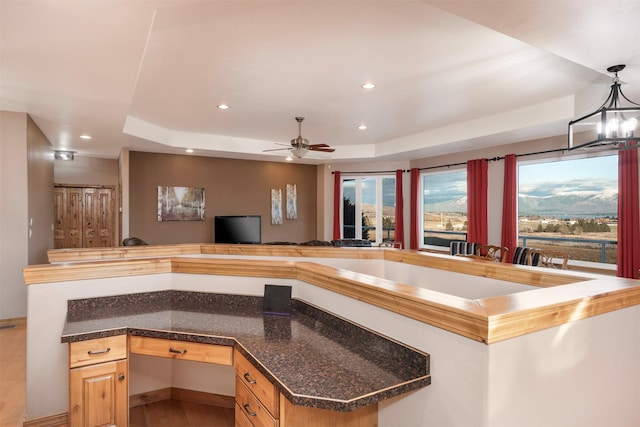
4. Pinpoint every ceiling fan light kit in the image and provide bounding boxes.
[568,64,640,151]
[263,116,336,159]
